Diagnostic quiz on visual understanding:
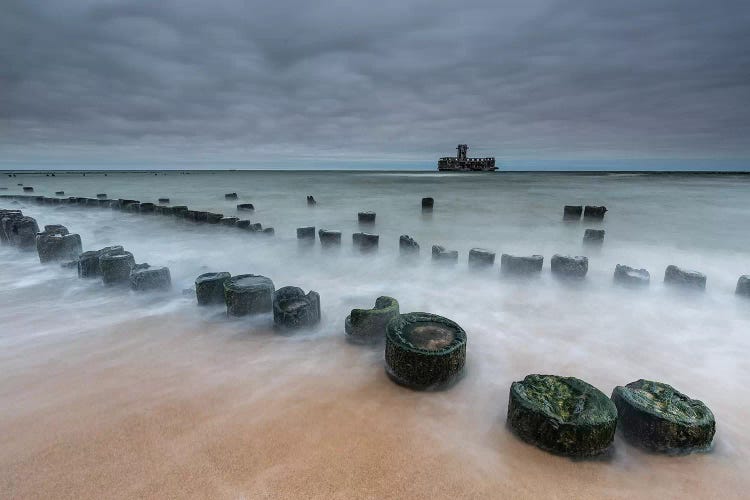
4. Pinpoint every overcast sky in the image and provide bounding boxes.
[1,0,749,169]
